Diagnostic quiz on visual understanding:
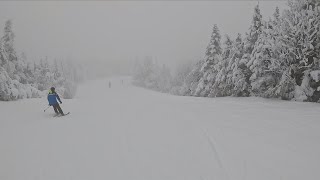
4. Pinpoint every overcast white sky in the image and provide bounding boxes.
[0,0,287,74]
